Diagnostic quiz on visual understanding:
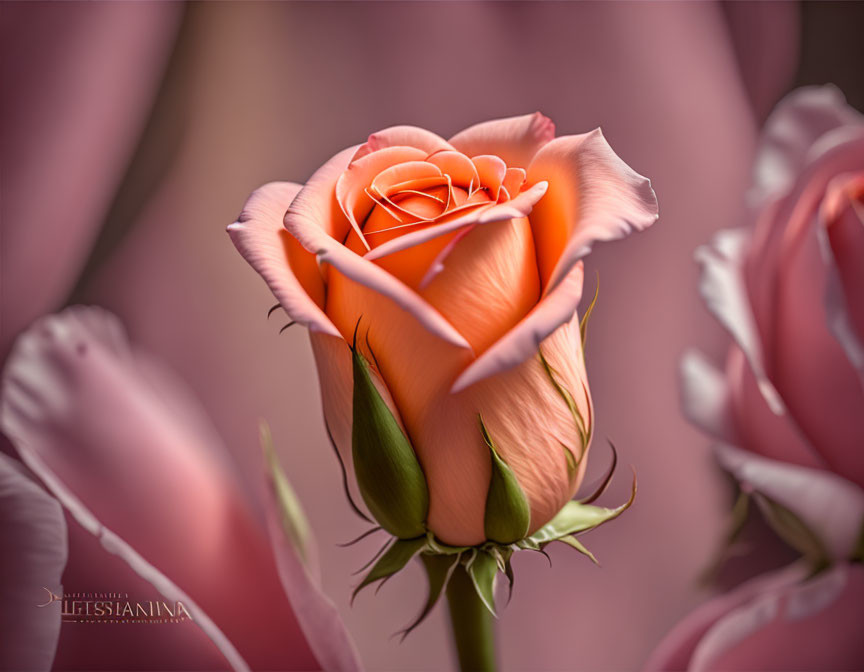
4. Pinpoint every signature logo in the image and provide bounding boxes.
[38,588,193,624]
